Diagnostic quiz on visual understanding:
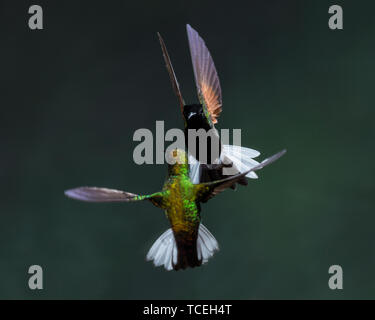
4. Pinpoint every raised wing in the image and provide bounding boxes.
[186,24,222,124]
[157,32,185,114]
[194,150,286,203]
